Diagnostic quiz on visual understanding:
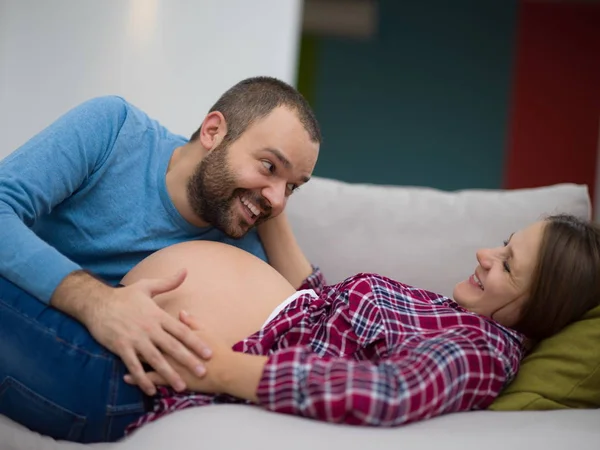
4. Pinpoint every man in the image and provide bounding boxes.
[0,77,320,423]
